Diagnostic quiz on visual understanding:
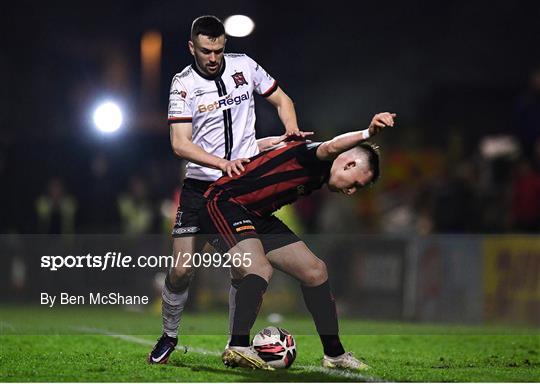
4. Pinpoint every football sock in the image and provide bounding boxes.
[301,280,345,357]
[162,275,189,338]
[228,278,242,336]
[229,274,268,347]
